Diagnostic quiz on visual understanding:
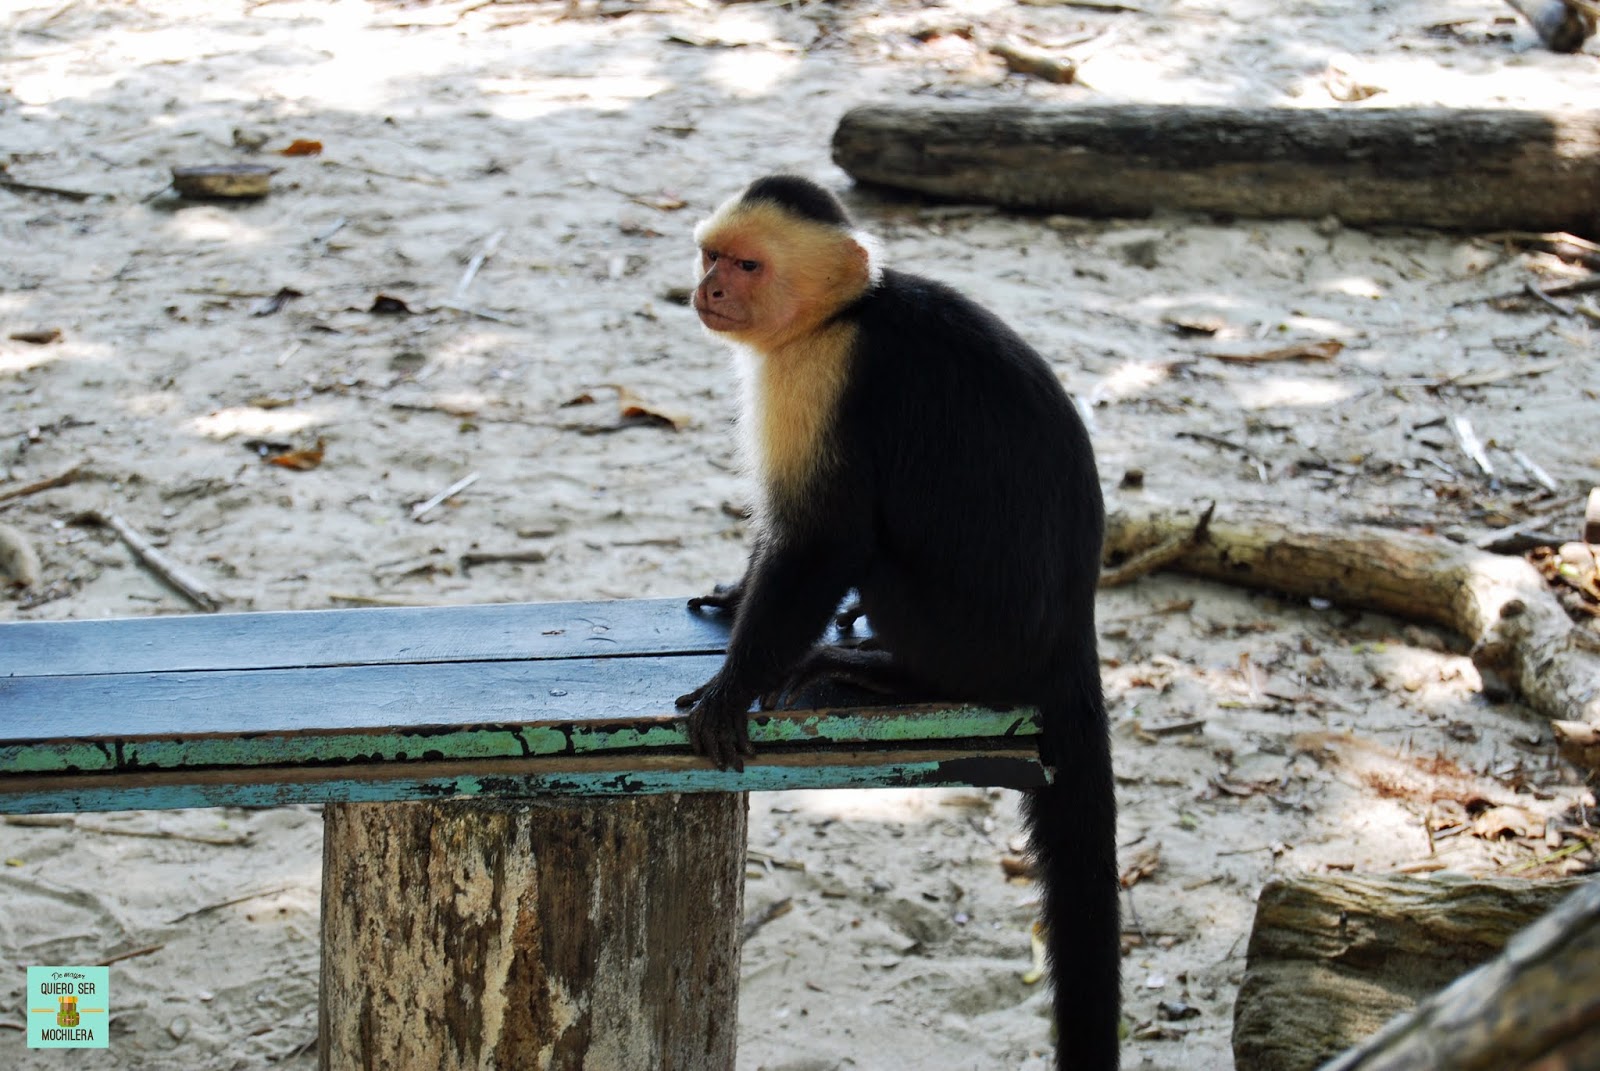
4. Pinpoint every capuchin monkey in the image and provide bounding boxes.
[676,175,1118,1069]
